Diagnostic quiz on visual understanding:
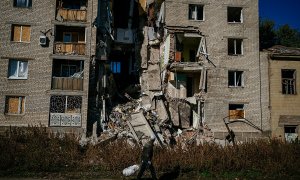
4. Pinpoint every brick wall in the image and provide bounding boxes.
[0,0,97,132]
[164,0,269,138]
